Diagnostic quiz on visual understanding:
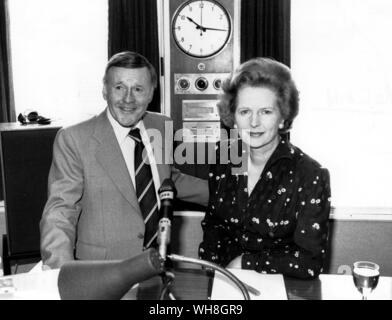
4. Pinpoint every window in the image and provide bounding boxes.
[291,0,392,213]
[8,0,108,125]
